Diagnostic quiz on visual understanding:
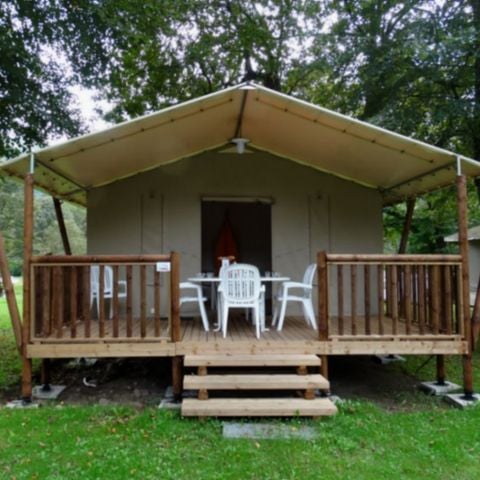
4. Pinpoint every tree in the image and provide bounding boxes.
[0,176,86,275]
[0,1,83,158]
[306,1,480,252]
[52,0,324,122]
